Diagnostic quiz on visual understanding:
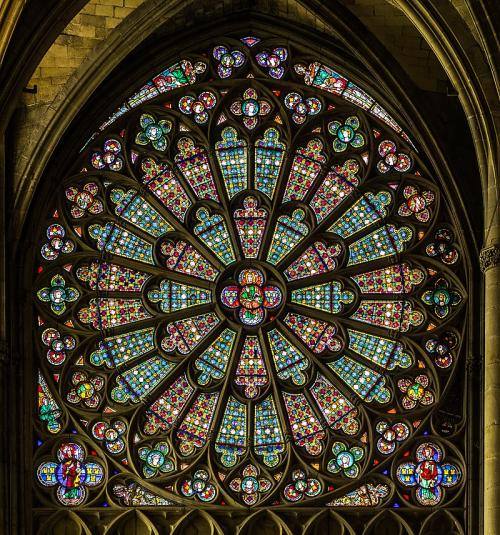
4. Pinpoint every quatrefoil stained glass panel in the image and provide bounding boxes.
[34,35,466,510]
